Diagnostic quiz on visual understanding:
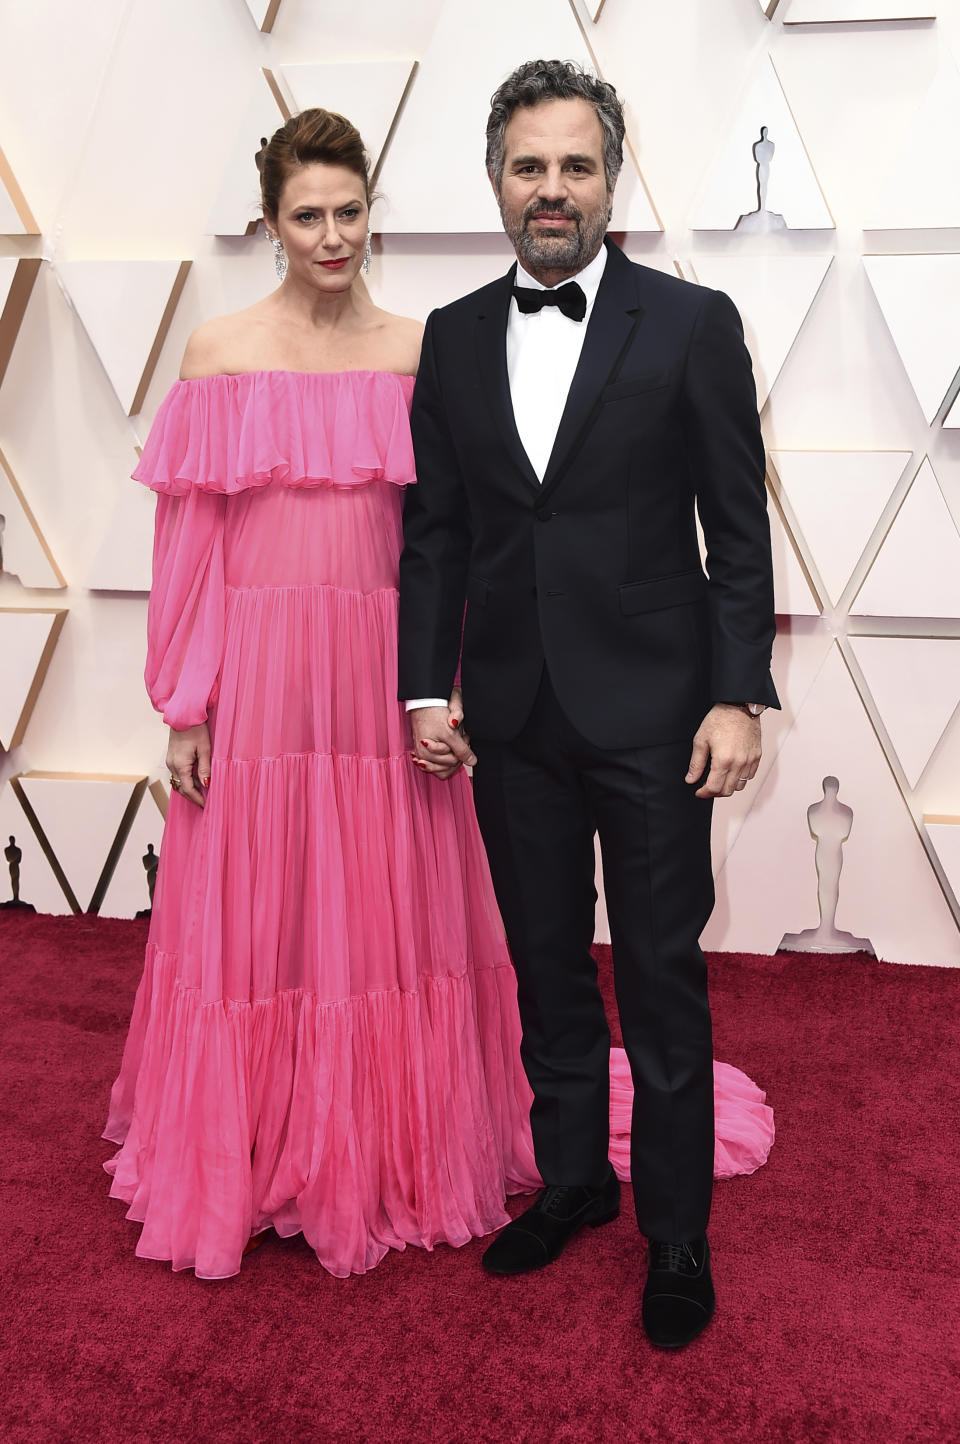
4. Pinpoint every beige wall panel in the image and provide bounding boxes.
[688,255,833,408]
[98,786,168,919]
[849,636,960,787]
[205,74,286,236]
[786,1,936,19]
[0,446,66,589]
[0,783,72,915]
[867,58,960,228]
[0,146,39,235]
[925,818,960,913]
[243,0,283,31]
[16,772,148,914]
[0,0,127,232]
[863,255,960,424]
[690,58,833,230]
[0,257,41,390]
[375,0,658,234]
[705,644,960,966]
[769,450,911,606]
[0,609,67,751]
[852,458,960,616]
[85,461,156,593]
[710,623,834,874]
[277,61,418,174]
[769,503,822,615]
[56,260,191,416]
